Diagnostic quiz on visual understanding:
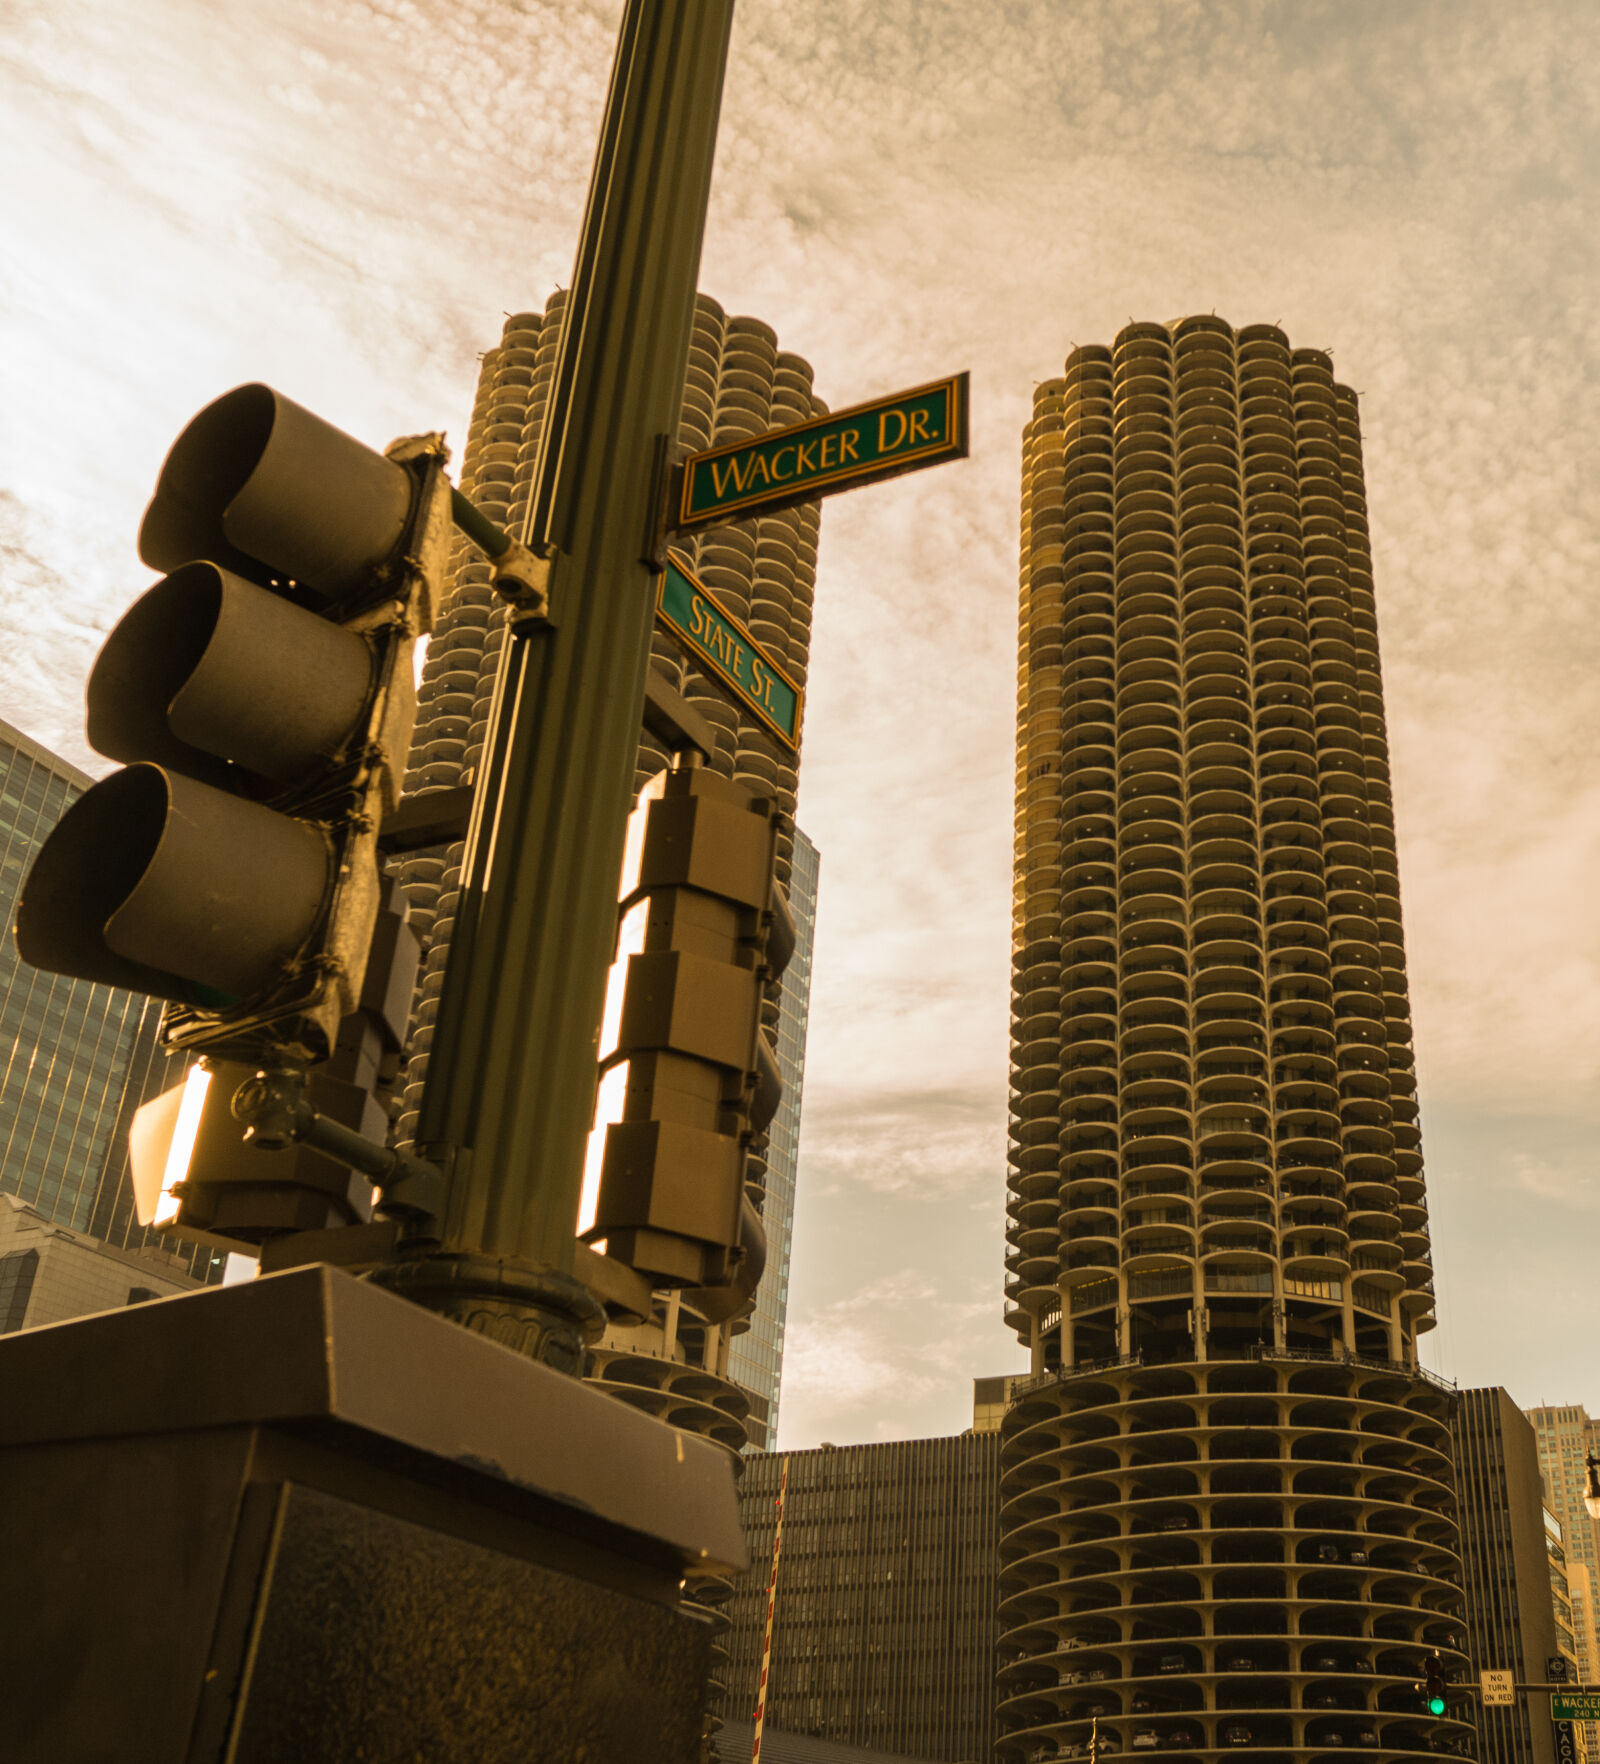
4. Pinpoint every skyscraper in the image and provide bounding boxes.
[999,317,1470,1762]
[1453,1388,1565,1764]
[389,298,826,1744]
